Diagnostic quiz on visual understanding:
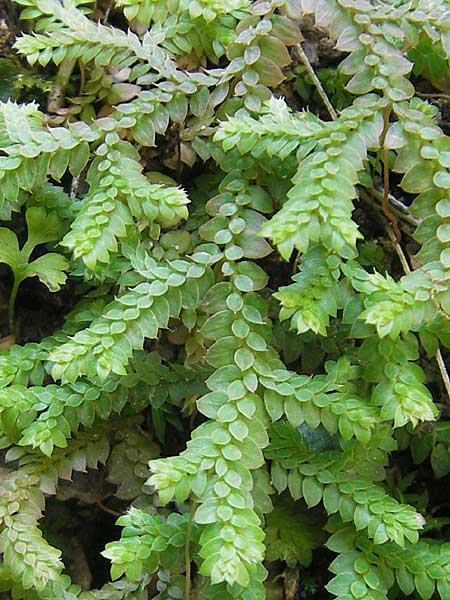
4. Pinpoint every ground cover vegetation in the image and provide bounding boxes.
[1,0,450,598]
